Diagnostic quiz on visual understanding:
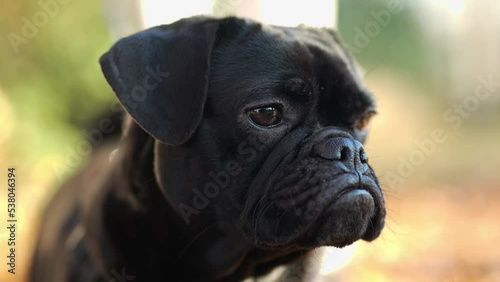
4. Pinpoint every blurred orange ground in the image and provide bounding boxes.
[330,182,500,282]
